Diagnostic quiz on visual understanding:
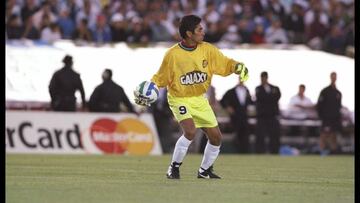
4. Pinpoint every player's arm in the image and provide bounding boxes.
[134,53,171,106]
[234,62,249,82]
[150,52,172,88]
[209,44,249,82]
